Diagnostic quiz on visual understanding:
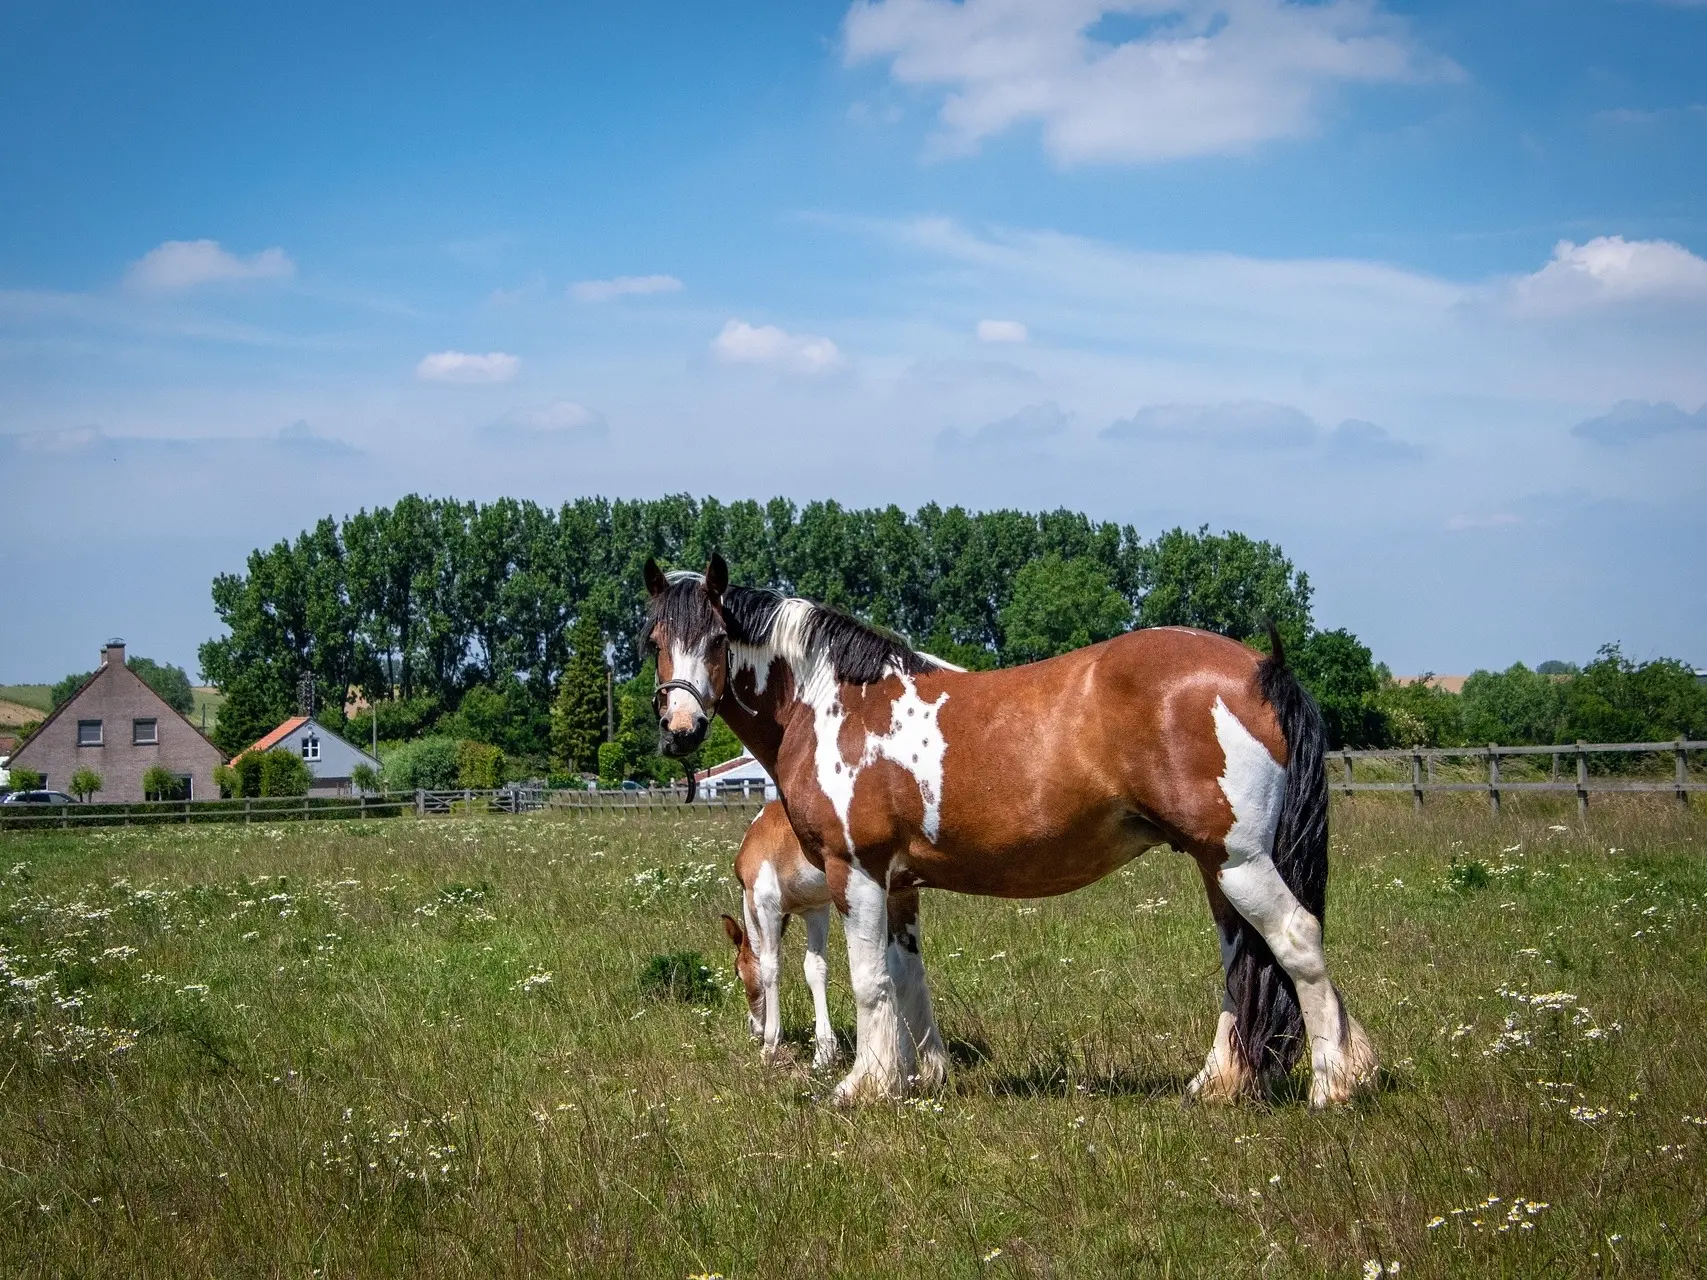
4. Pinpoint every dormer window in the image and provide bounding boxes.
[301,734,321,761]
